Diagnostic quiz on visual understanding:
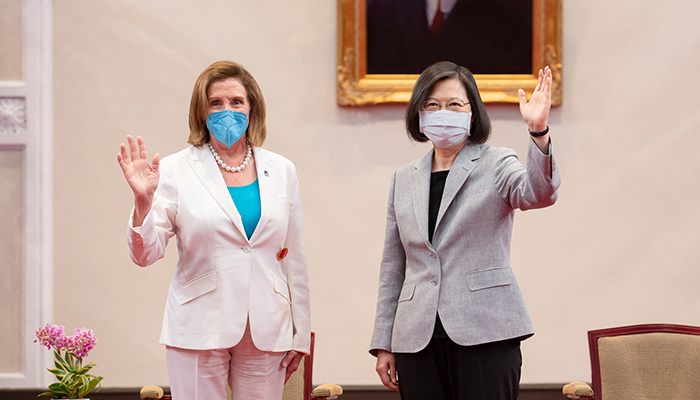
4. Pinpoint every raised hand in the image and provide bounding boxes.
[117,135,160,226]
[518,66,552,133]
